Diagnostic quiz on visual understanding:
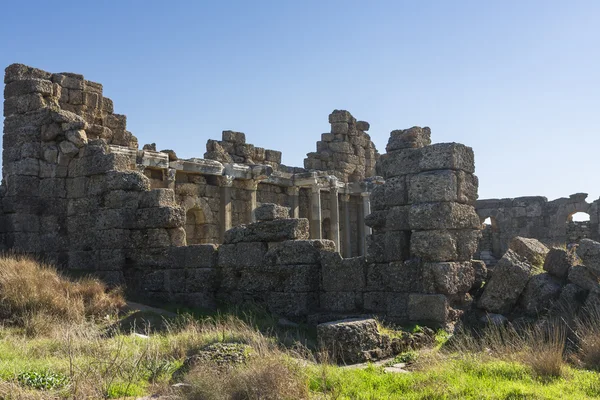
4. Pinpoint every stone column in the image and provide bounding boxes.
[362,192,372,236]
[219,176,234,243]
[341,194,352,258]
[288,186,300,218]
[248,180,258,223]
[360,192,372,256]
[310,184,322,239]
[330,186,341,253]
